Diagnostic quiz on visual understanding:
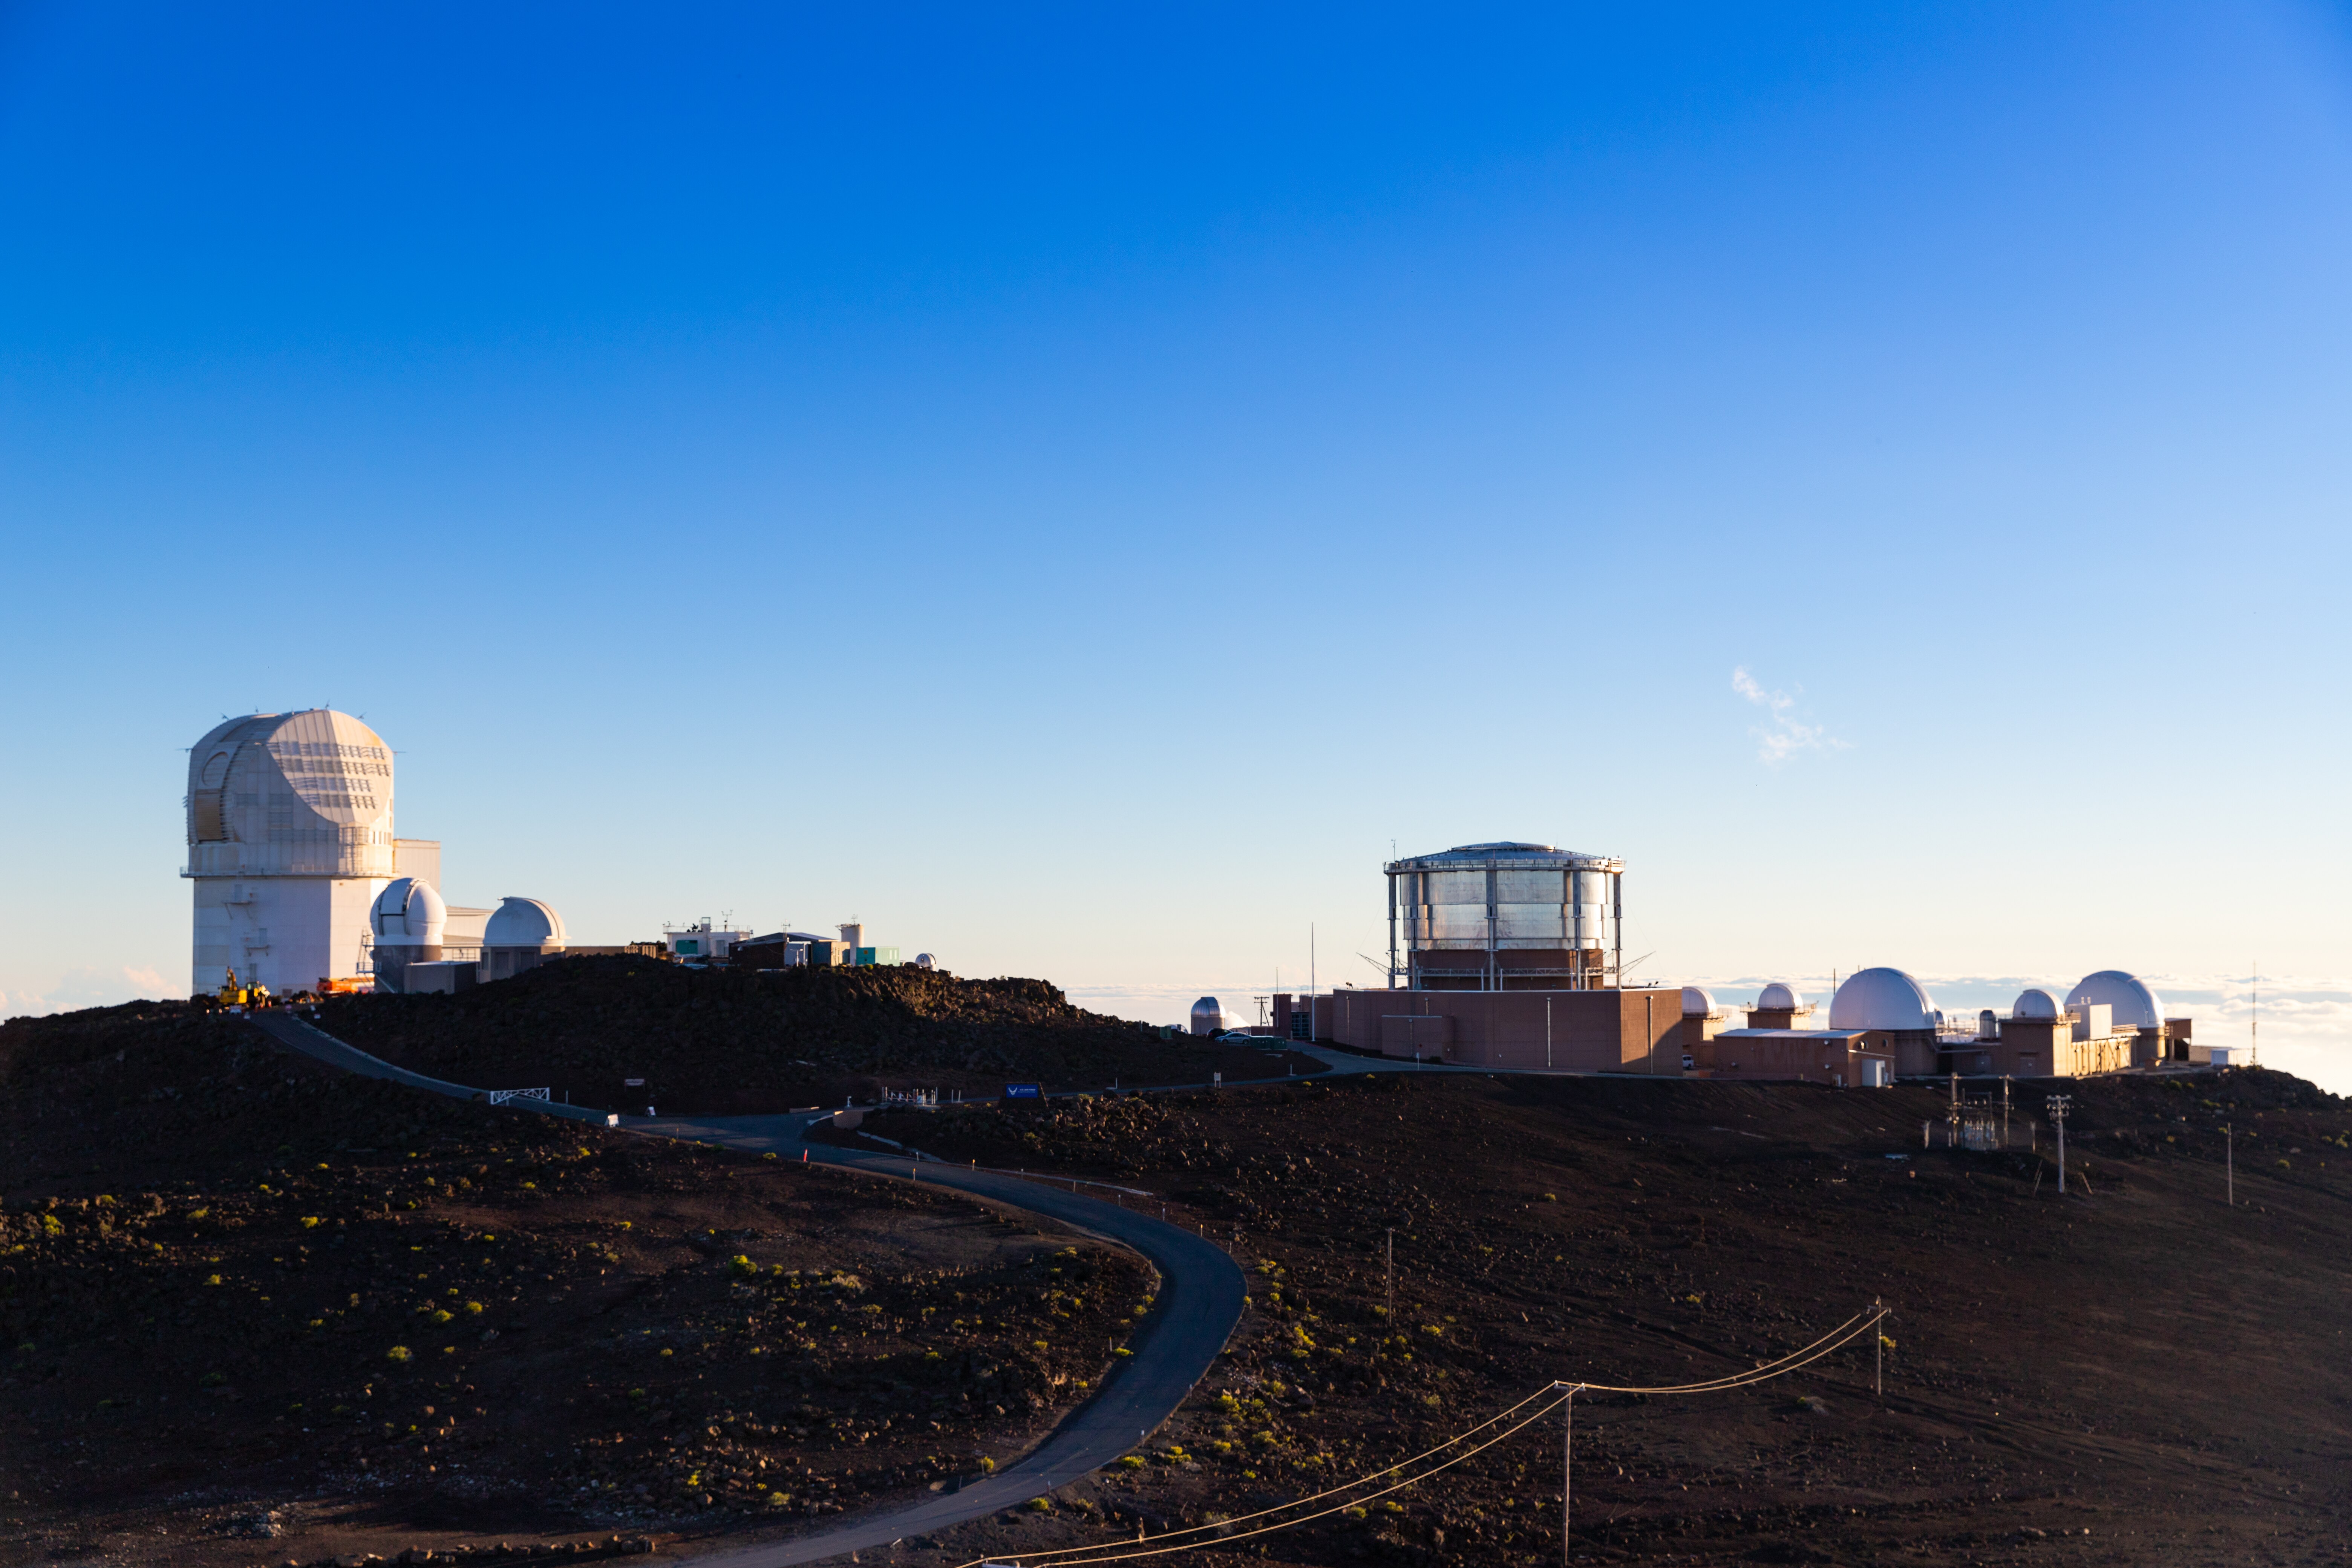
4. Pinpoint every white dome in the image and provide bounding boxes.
[184,707,395,880]
[2066,970,2164,1030]
[913,952,936,969]
[1828,967,1937,1031]
[1681,986,1715,1016]
[484,896,566,949]
[370,877,446,945]
[1757,982,1806,1011]
[2012,987,2063,1021]
[1189,996,1240,1035]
